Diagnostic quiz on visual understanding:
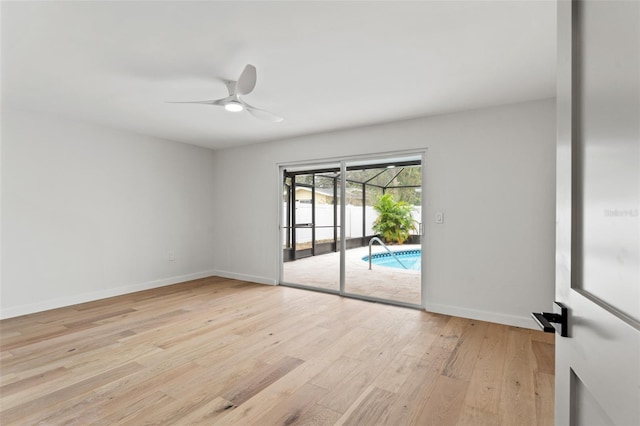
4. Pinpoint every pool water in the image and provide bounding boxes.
[363,249,421,271]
